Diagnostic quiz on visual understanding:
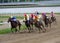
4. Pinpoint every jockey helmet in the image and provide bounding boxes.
[42,12,46,16]
[13,16,16,19]
[31,13,34,18]
[24,13,27,17]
